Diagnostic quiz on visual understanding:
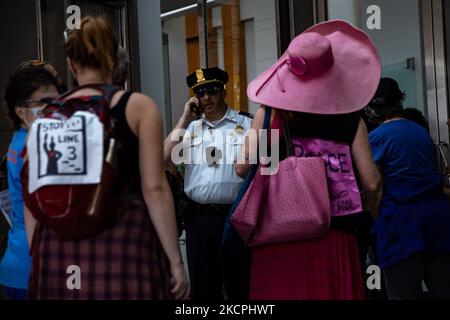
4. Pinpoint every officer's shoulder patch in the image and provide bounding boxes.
[238,111,254,119]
